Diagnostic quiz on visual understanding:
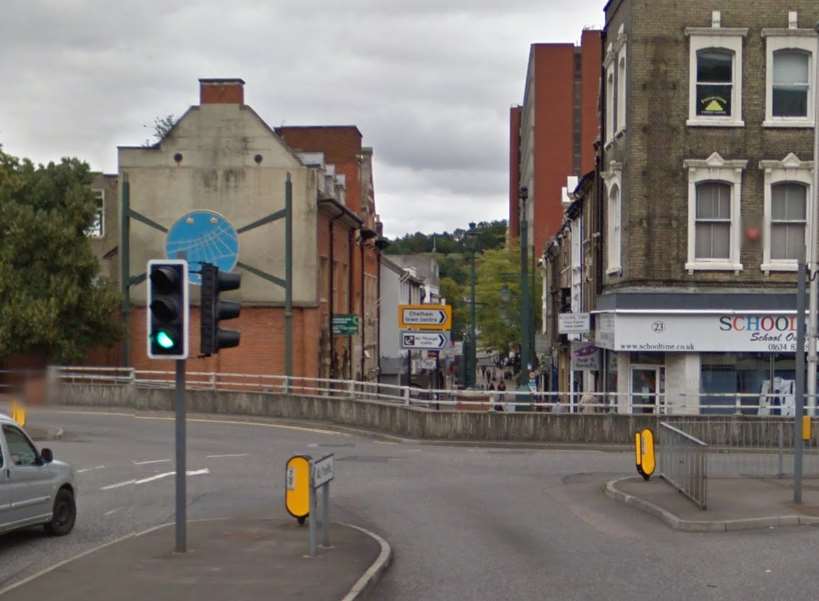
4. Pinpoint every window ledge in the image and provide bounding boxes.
[761,262,798,273]
[686,118,745,128]
[606,266,623,276]
[615,128,626,139]
[604,139,616,150]
[763,120,815,129]
[686,261,744,273]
